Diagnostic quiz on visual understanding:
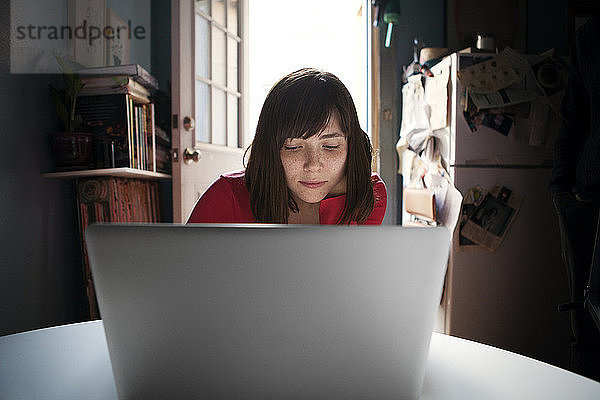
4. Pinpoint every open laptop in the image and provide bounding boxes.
[86,224,450,400]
